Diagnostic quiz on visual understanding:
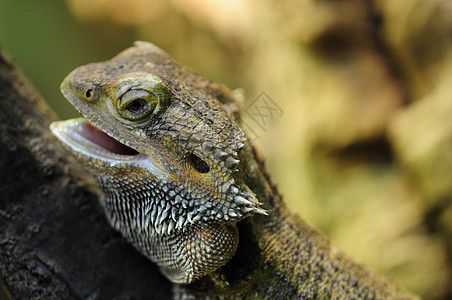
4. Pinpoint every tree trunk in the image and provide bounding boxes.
[0,49,171,299]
